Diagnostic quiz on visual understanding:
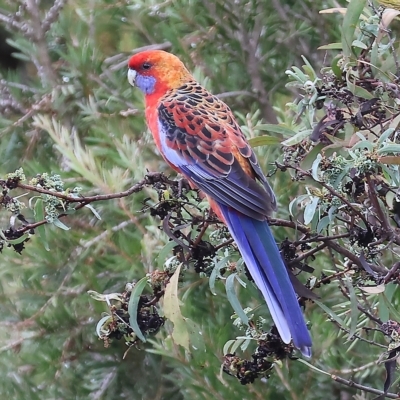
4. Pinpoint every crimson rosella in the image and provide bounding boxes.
[127,50,312,356]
